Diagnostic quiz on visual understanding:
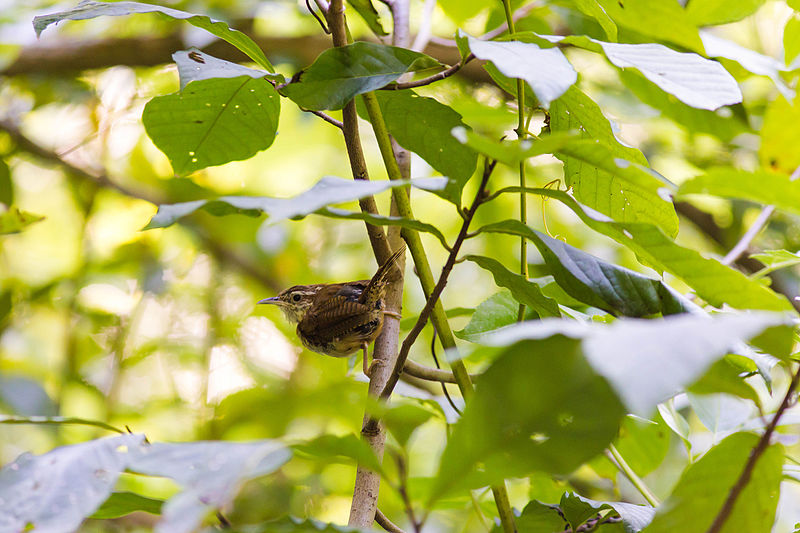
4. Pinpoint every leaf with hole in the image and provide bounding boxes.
[142,76,280,175]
